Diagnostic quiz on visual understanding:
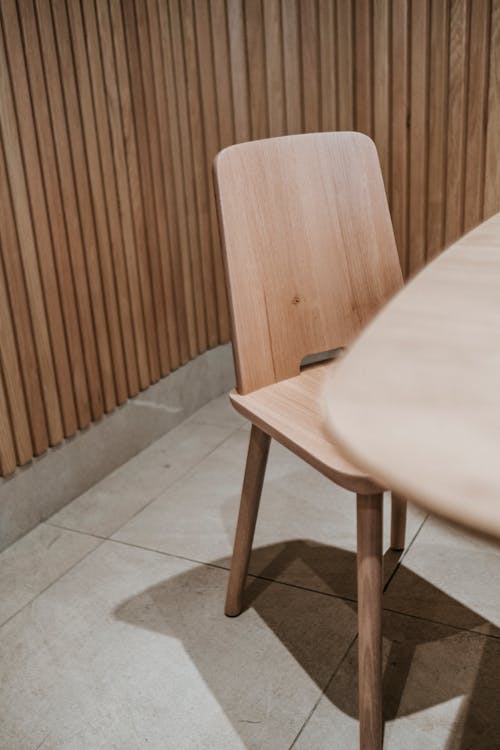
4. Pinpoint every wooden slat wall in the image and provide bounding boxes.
[0,0,499,476]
